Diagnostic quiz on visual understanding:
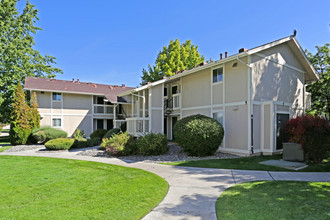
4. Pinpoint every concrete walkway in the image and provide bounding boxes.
[1,148,330,220]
